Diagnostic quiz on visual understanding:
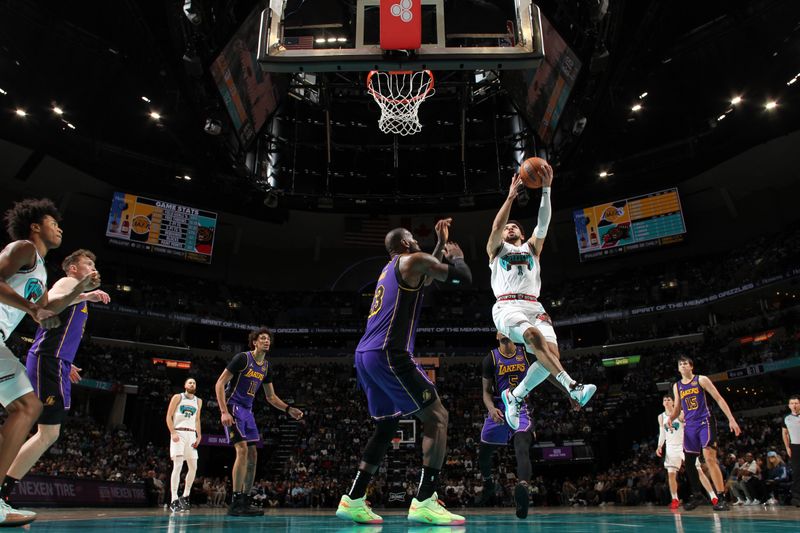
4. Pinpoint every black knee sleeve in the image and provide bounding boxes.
[514,432,533,482]
[479,443,498,480]
[362,418,401,466]
[684,452,702,495]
